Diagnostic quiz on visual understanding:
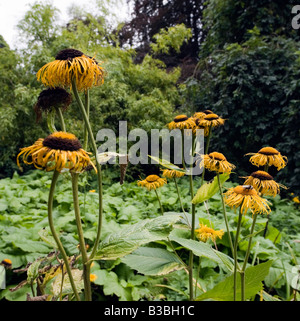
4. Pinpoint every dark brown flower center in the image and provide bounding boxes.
[43,134,82,151]
[258,147,279,155]
[55,48,84,60]
[204,114,219,120]
[251,171,273,181]
[174,115,188,122]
